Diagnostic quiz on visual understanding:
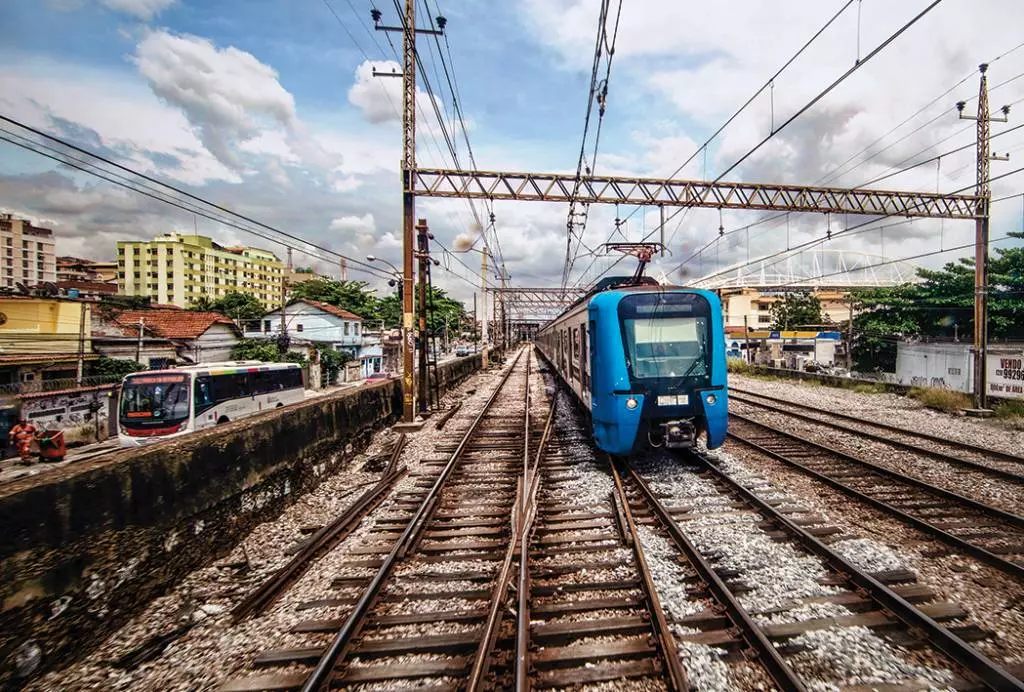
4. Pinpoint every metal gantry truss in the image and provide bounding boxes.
[414,168,981,219]
[497,286,587,322]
